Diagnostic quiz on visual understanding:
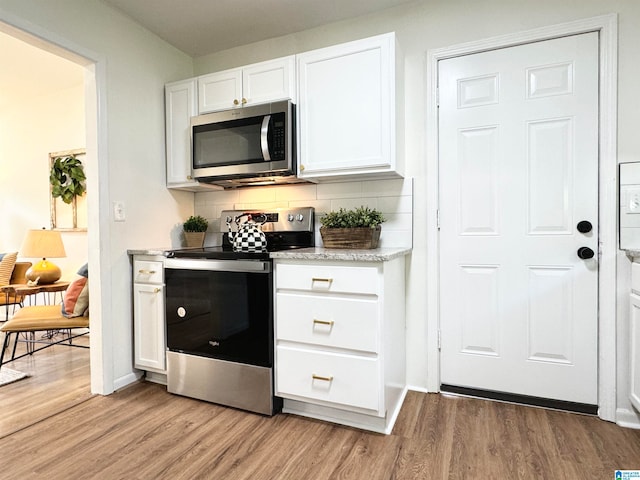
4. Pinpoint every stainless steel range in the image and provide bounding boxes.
[163,207,314,415]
